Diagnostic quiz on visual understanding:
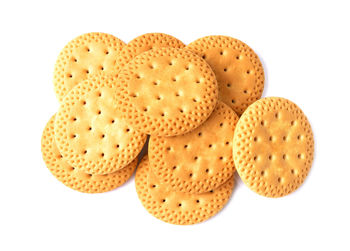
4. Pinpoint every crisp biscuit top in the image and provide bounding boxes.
[186,35,264,115]
[149,101,239,194]
[53,32,125,103]
[233,97,314,197]
[54,74,147,175]
[41,115,137,193]
[115,47,219,136]
[135,156,234,225]
[115,33,185,73]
